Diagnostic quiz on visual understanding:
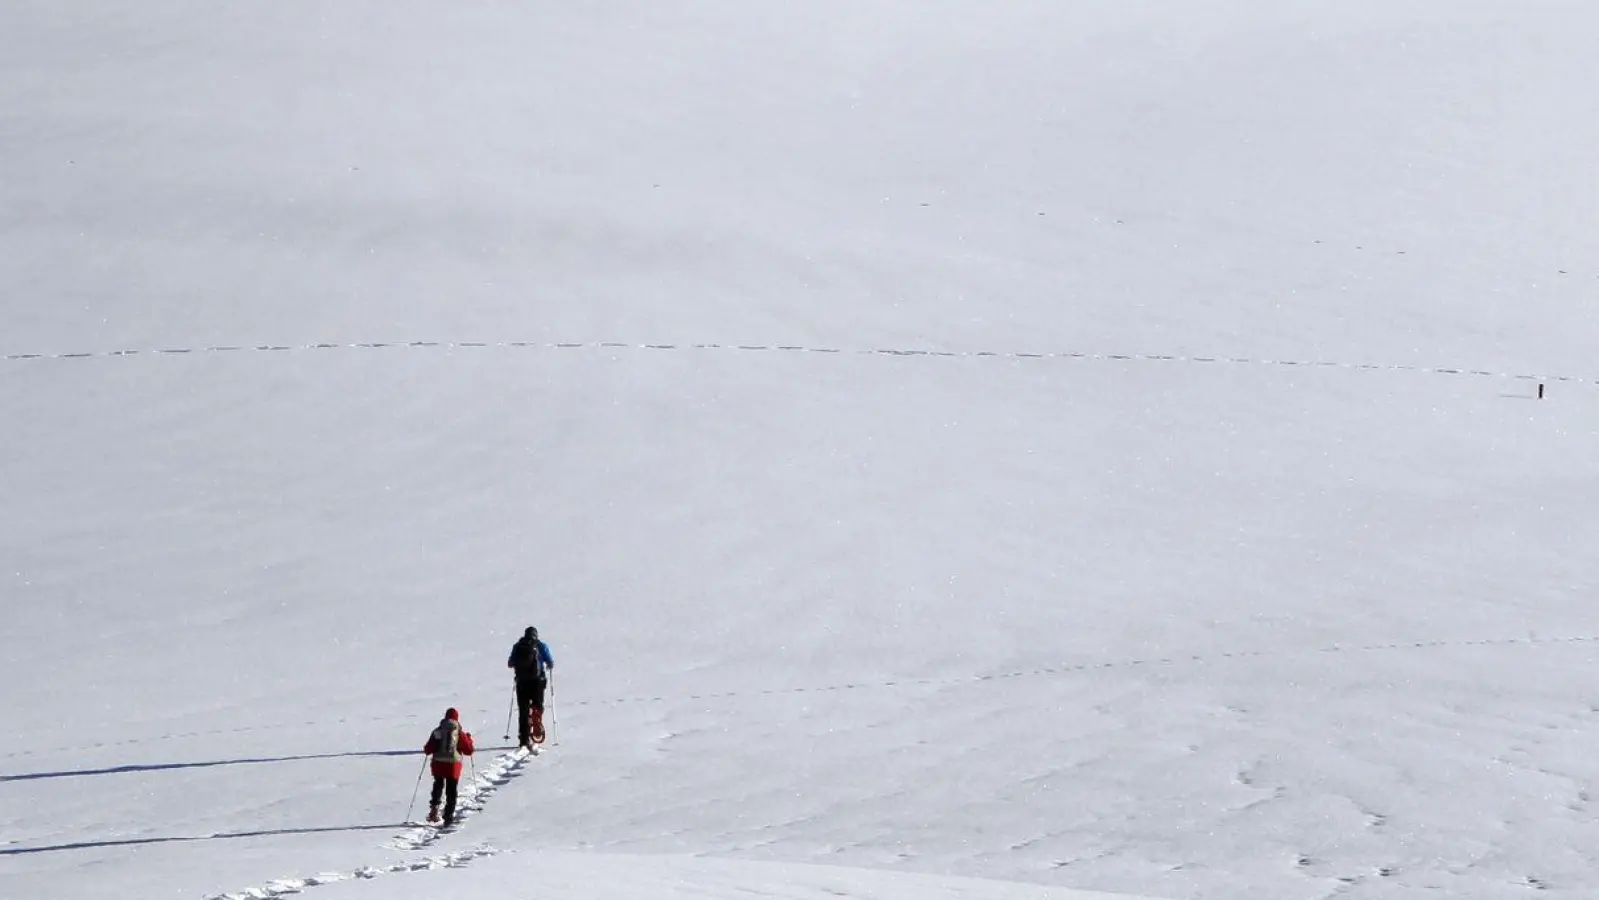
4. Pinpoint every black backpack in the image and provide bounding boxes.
[511,638,545,680]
